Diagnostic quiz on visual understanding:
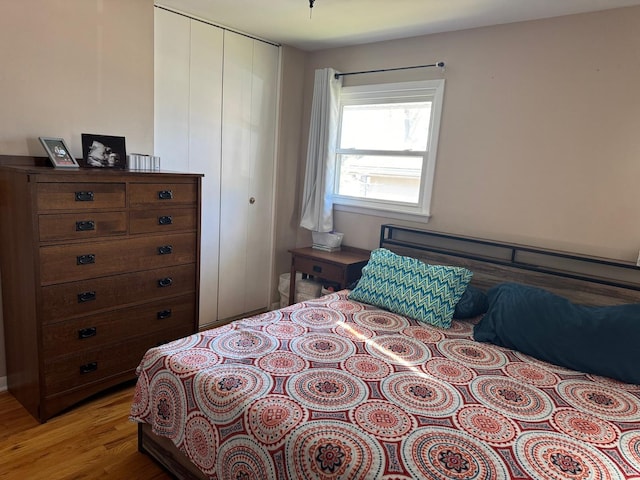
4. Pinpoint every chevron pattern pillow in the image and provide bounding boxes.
[348,248,473,328]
